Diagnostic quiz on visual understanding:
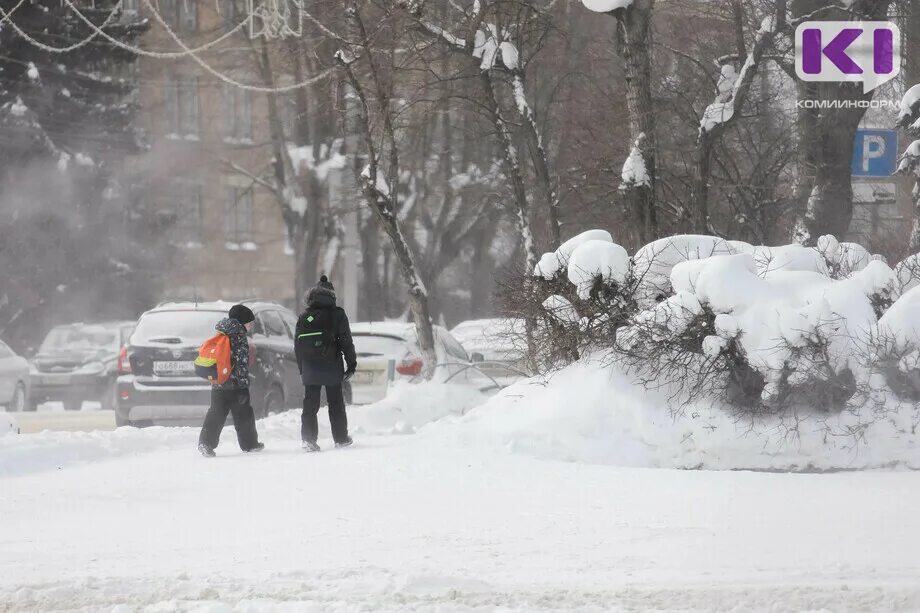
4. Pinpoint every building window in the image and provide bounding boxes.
[225,187,255,248]
[171,182,202,246]
[280,96,299,136]
[165,78,199,137]
[222,0,242,27]
[224,85,252,141]
[159,0,197,31]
